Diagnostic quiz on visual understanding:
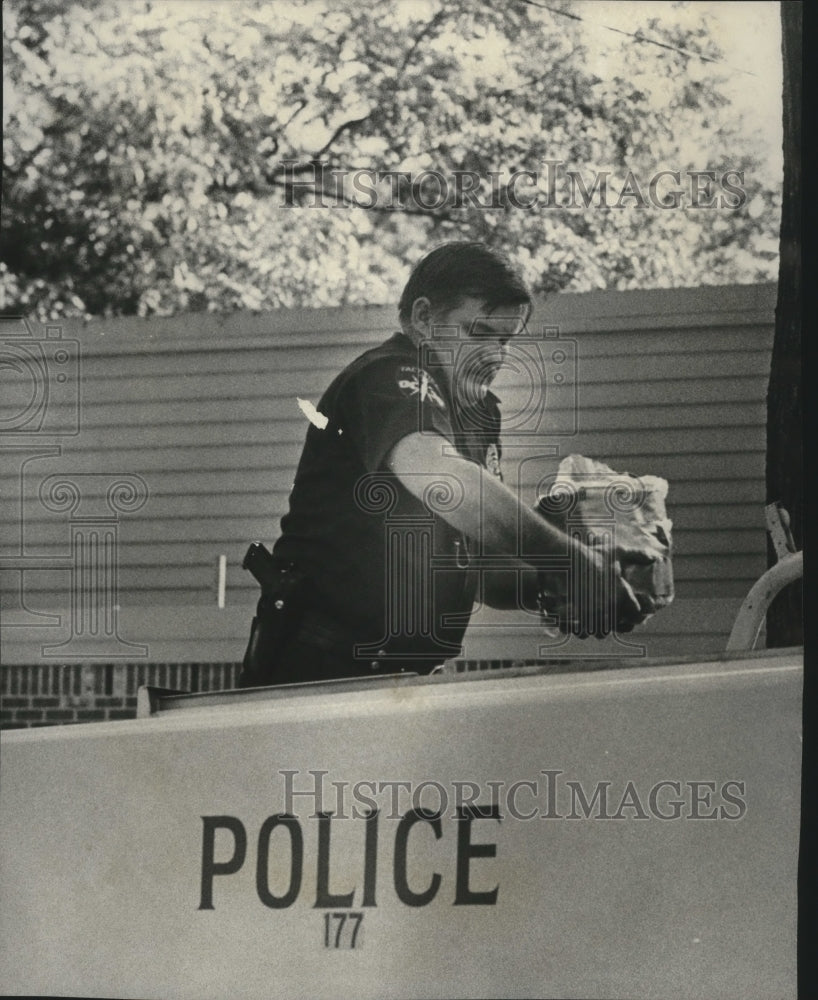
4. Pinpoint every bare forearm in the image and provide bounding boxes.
[386,432,645,631]
[387,432,580,565]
